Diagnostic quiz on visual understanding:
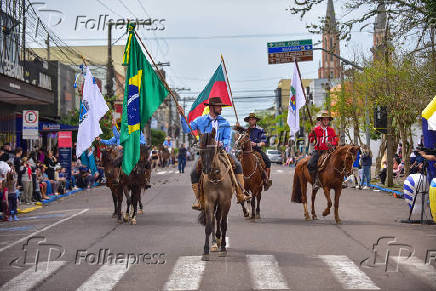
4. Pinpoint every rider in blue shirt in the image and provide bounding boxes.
[98,118,146,146]
[243,112,272,190]
[178,97,251,210]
